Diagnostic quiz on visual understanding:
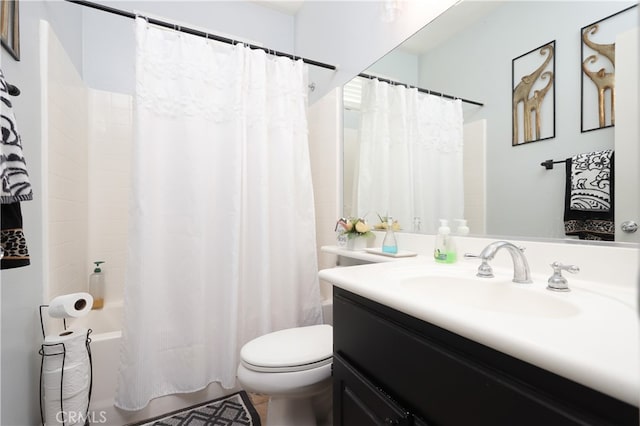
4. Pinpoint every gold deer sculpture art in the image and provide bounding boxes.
[582,24,616,128]
[524,71,554,142]
[512,44,554,145]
